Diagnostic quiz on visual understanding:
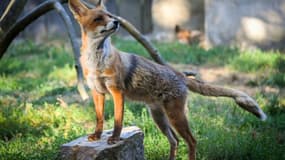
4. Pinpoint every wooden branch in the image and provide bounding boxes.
[111,14,166,65]
[0,0,10,17]
[0,0,27,37]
